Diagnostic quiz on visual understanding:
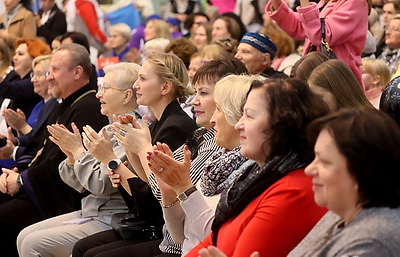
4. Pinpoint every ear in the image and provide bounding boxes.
[261,53,271,67]
[123,88,133,104]
[161,80,173,96]
[372,75,381,86]
[74,65,84,80]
